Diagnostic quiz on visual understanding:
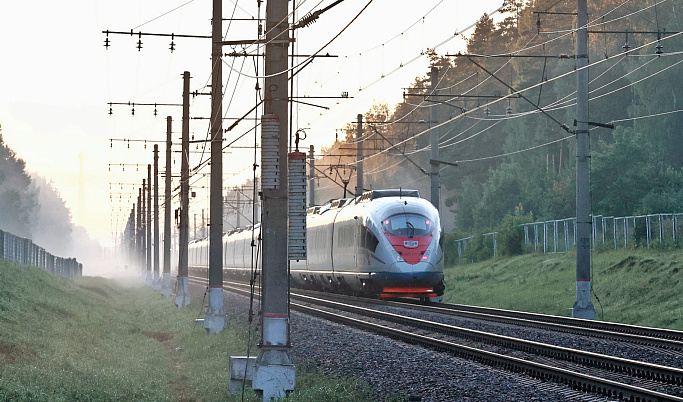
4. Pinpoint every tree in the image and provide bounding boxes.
[0,126,37,237]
